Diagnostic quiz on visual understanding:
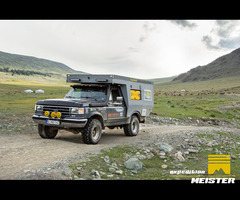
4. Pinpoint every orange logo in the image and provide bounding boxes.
[108,113,120,117]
